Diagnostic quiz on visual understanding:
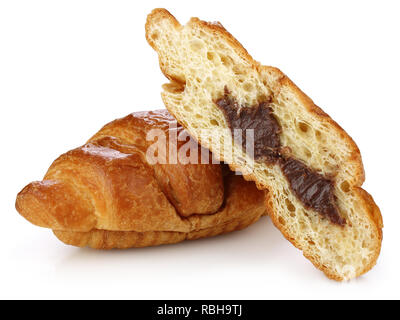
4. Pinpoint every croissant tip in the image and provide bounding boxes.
[15,181,54,227]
